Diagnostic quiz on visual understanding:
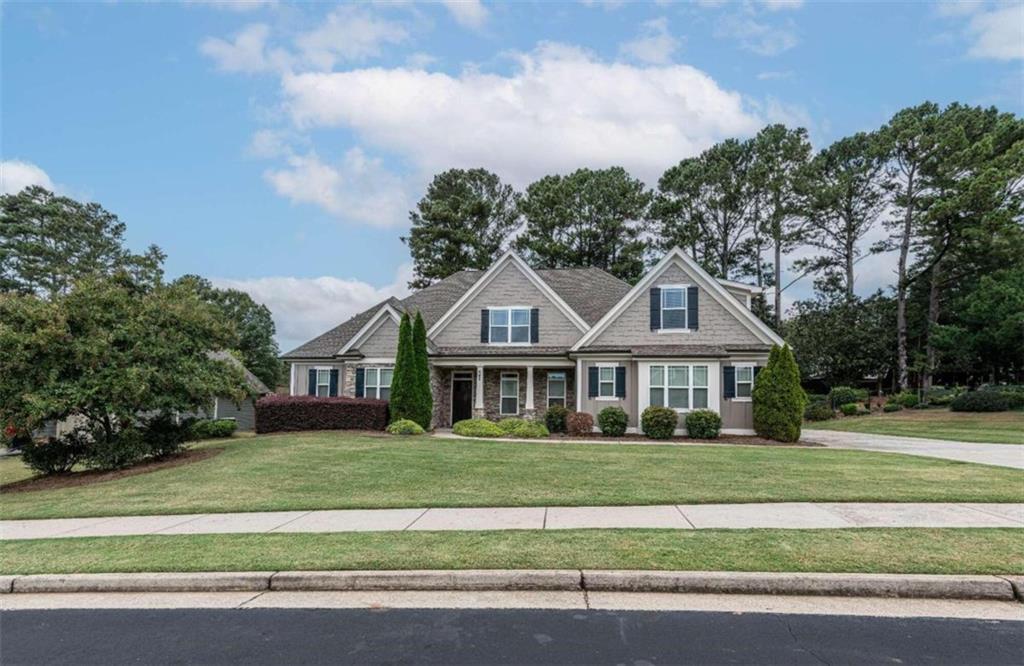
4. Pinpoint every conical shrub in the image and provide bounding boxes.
[752,343,806,442]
